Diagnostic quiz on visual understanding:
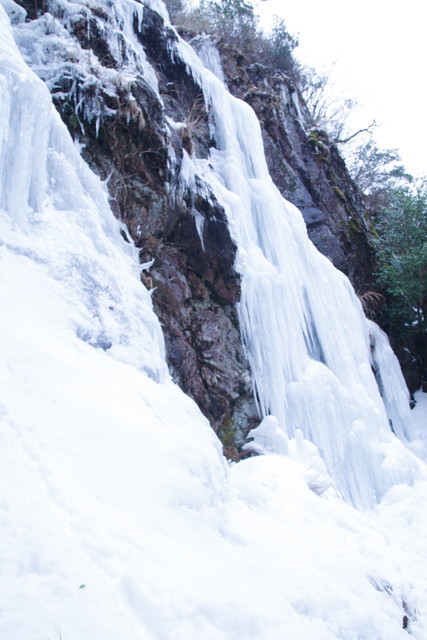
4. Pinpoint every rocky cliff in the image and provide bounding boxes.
[14,0,379,453]
[209,39,376,291]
